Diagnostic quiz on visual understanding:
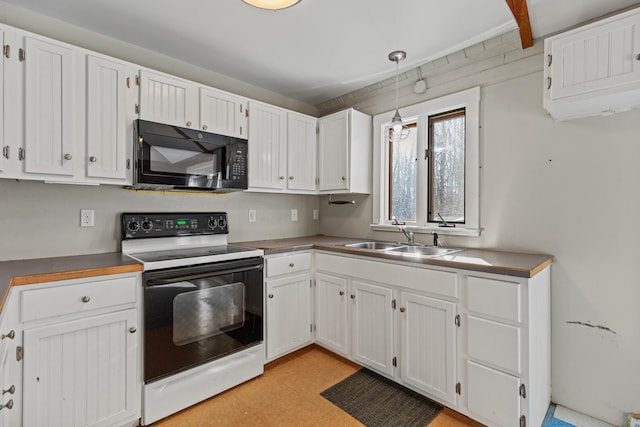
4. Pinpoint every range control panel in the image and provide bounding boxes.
[122,212,228,239]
